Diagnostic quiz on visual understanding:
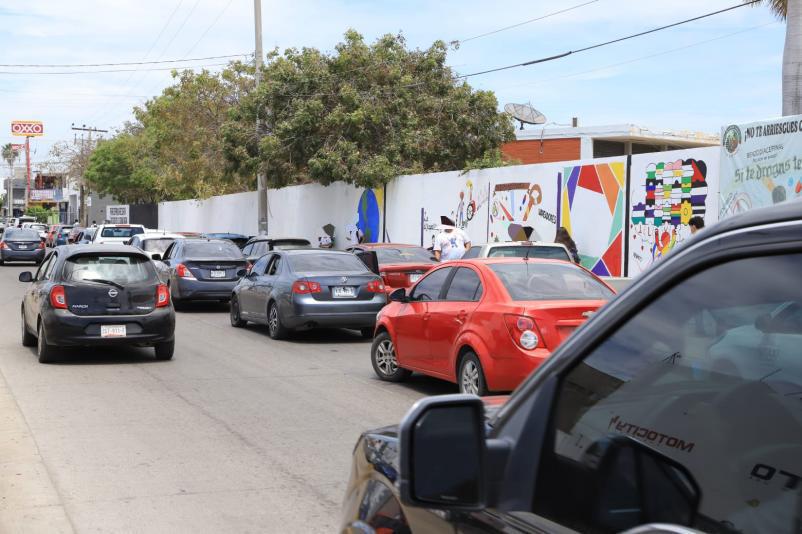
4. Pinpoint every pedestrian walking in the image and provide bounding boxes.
[689,216,704,235]
[433,216,471,261]
[555,226,580,264]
